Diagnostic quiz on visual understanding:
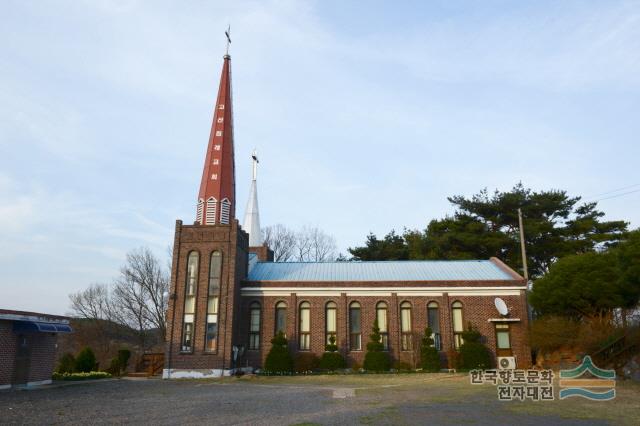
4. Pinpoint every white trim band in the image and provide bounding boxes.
[241,286,526,297]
